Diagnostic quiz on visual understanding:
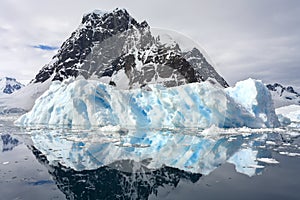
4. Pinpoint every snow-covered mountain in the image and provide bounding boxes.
[266,83,300,108]
[1,8,228,113]
[32,8,228,89]
[0,77,24,95]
